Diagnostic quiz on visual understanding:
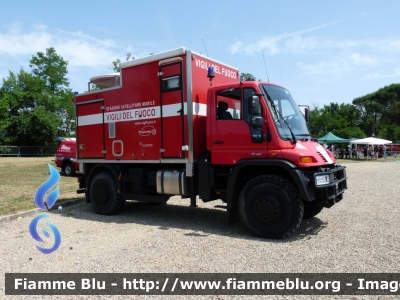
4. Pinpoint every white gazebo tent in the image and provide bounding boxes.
[350,137,392,160]
[350,137,392,145]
